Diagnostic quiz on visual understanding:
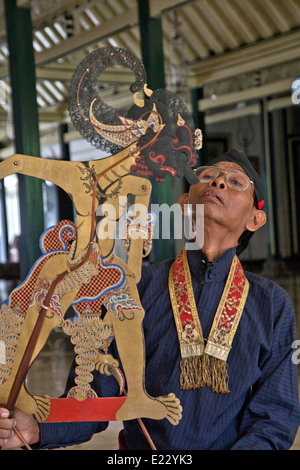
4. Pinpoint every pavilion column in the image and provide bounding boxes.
[4,0,44,281]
